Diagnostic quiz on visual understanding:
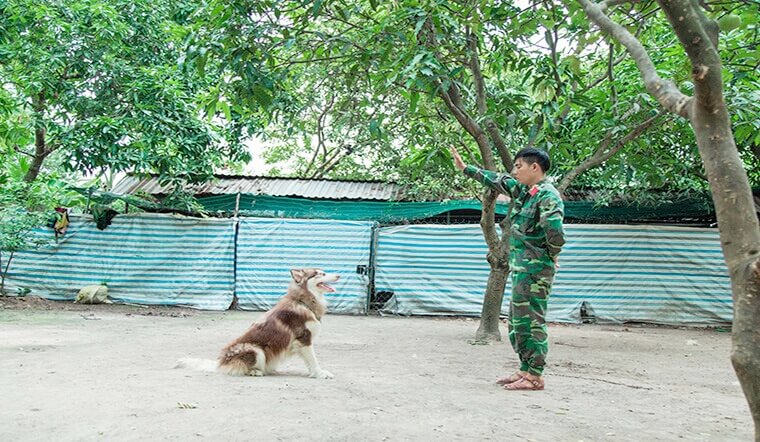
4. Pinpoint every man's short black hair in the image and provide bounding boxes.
[515,147,551,173]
